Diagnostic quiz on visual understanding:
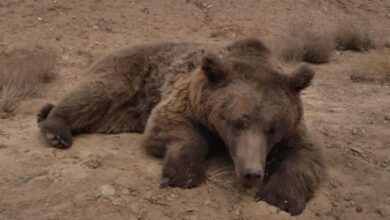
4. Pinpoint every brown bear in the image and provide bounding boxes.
[37,38,325,215]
